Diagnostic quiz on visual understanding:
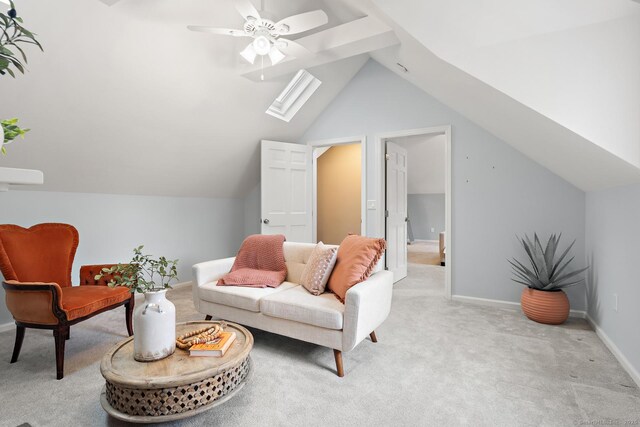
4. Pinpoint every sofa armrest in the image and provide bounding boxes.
[342,270,394,352]
[192,257,235,310]
[2,280,66,325]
